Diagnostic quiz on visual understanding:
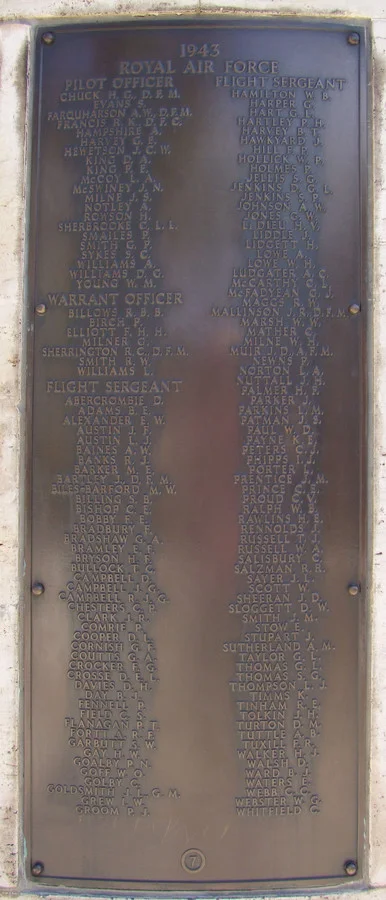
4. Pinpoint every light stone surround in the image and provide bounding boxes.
[0,4,384,899]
